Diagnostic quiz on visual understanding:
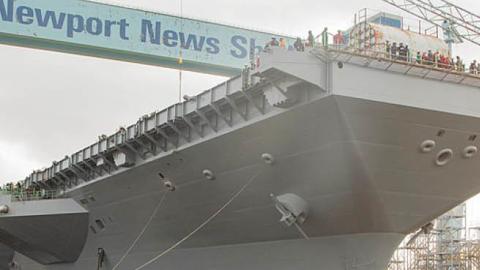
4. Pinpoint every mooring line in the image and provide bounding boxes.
[133,170,261,270]
[112,192,167,270]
